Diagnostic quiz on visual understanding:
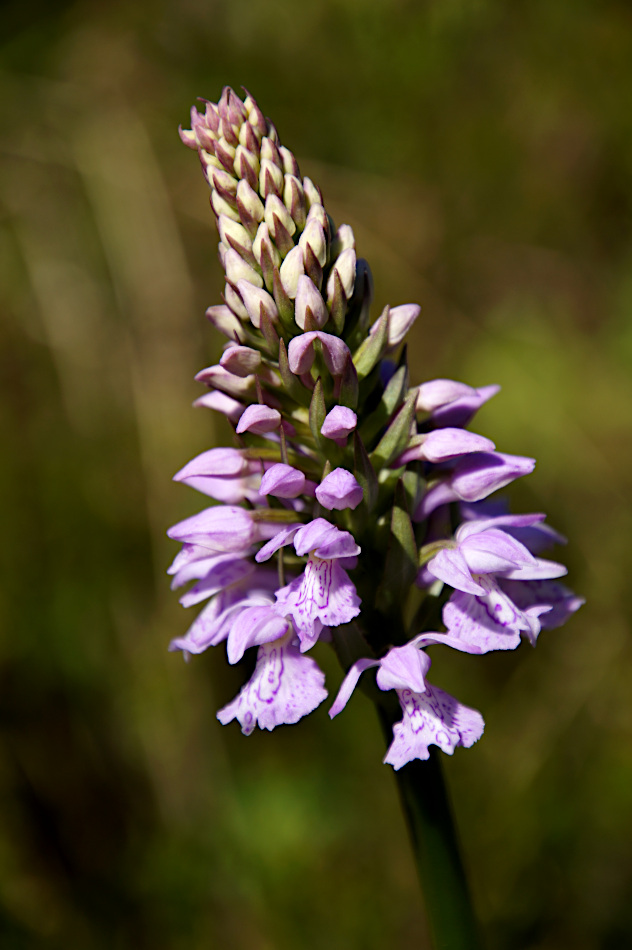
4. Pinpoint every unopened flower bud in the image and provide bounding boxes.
[179,125,198,149]
[206,304,245,341]
[303,176,322,208]
[294,275,328,330]
[279,146,300,178]
[299,219,327,267]
[236,404,282,435]
[264,194,296,250]
[321,406,358,441]
[243,92,267,136]
[387,304,420,346]
[195,364,255,399]
[233,145,259,191]
[238,120,261,156]
[287,331,350,376]
[224,248,263,289]
[219,86,247,130]
[192,118,217,153]
[265,120,280,144]
[193,390,244,424]
[199,150,223,179]
[237,280,279,328]
[303,245,322,288]
[253,222,281,270]
[259,158,283,198]
[219,117,239,148]
[327,247,356,302]
[284,175,306,230]
[236,180,265,235]
[211,190,240,222]
[259,159,284,198]
[331,224,356,257]
[260,463,307,499]
[214,137,237,173]
[279,245,304,298]
[316,468,364,511]
[209,165,238,199]
[416,380,501,428]
[220,344,262,377]
[260,136,282,168]
[395,429,495,466]
[224,283,249,320]
[218,216,253,258]
[306,202,328,234]
[204,102,220,134]
[369,303,421,348]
